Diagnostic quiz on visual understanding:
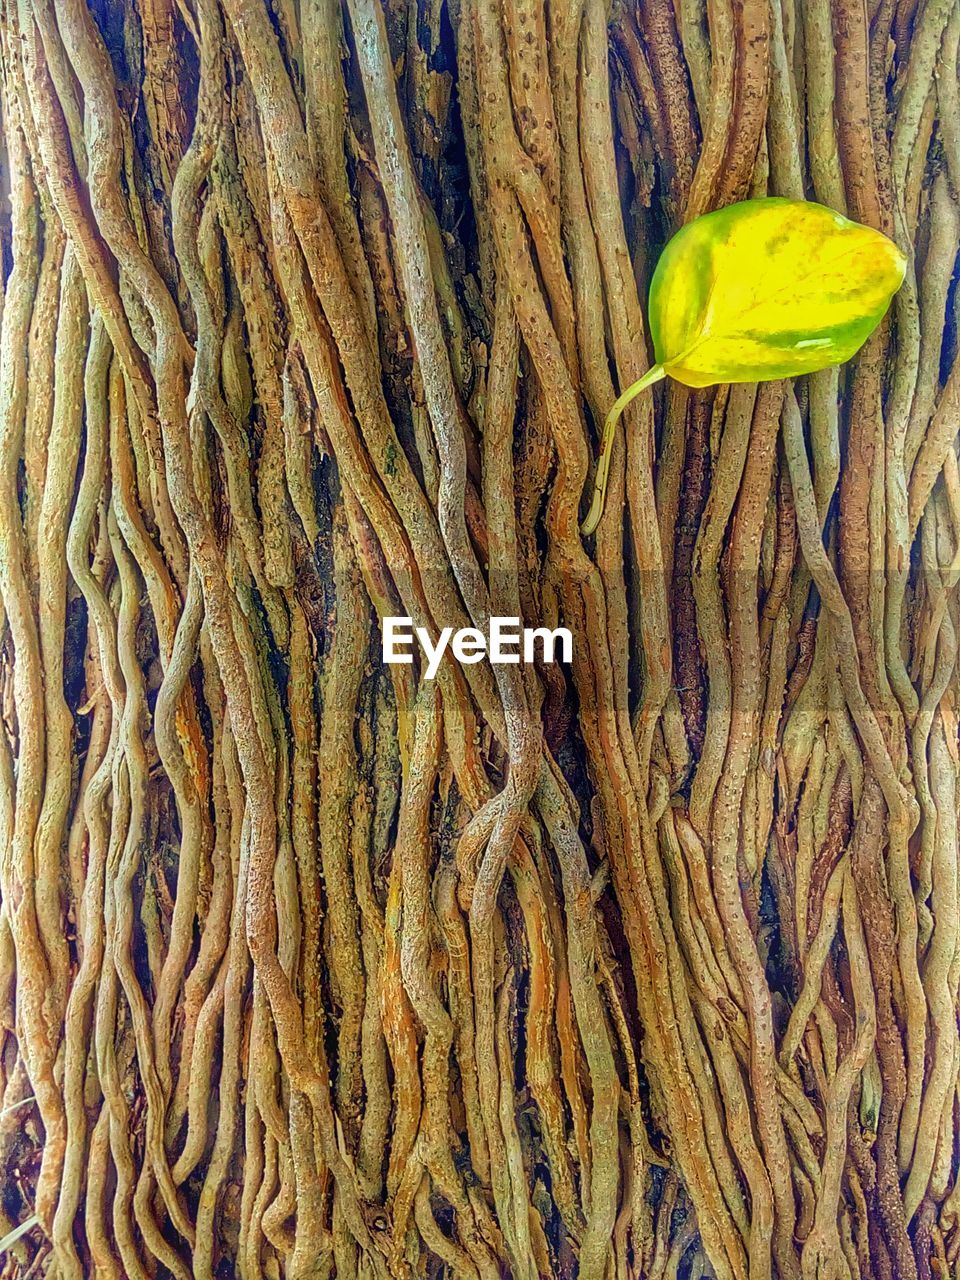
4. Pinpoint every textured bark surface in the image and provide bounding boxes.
[0,0,959,1276]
